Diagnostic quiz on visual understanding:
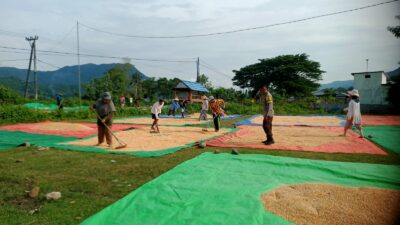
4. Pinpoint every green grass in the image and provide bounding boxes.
[1,116,400,225]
